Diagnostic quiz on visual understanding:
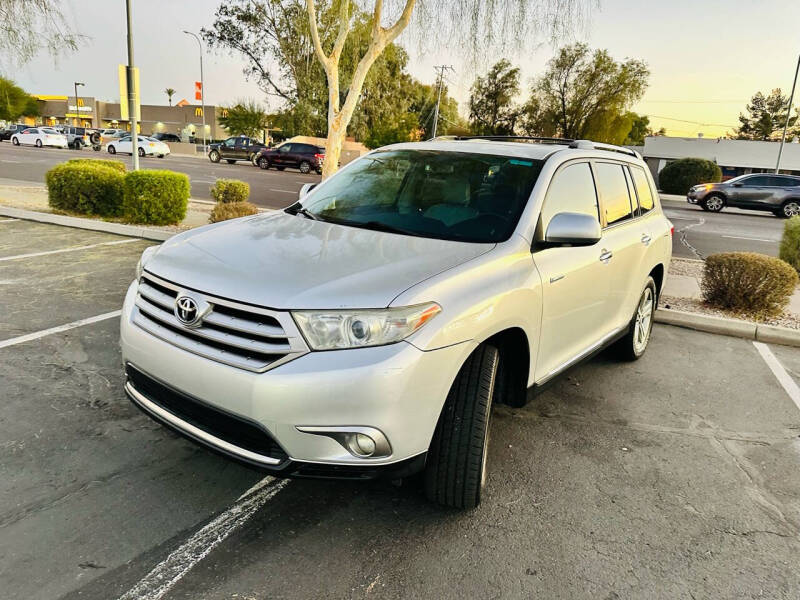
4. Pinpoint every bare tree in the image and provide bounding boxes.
[306,0,590,178]
[0,0,82,67]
